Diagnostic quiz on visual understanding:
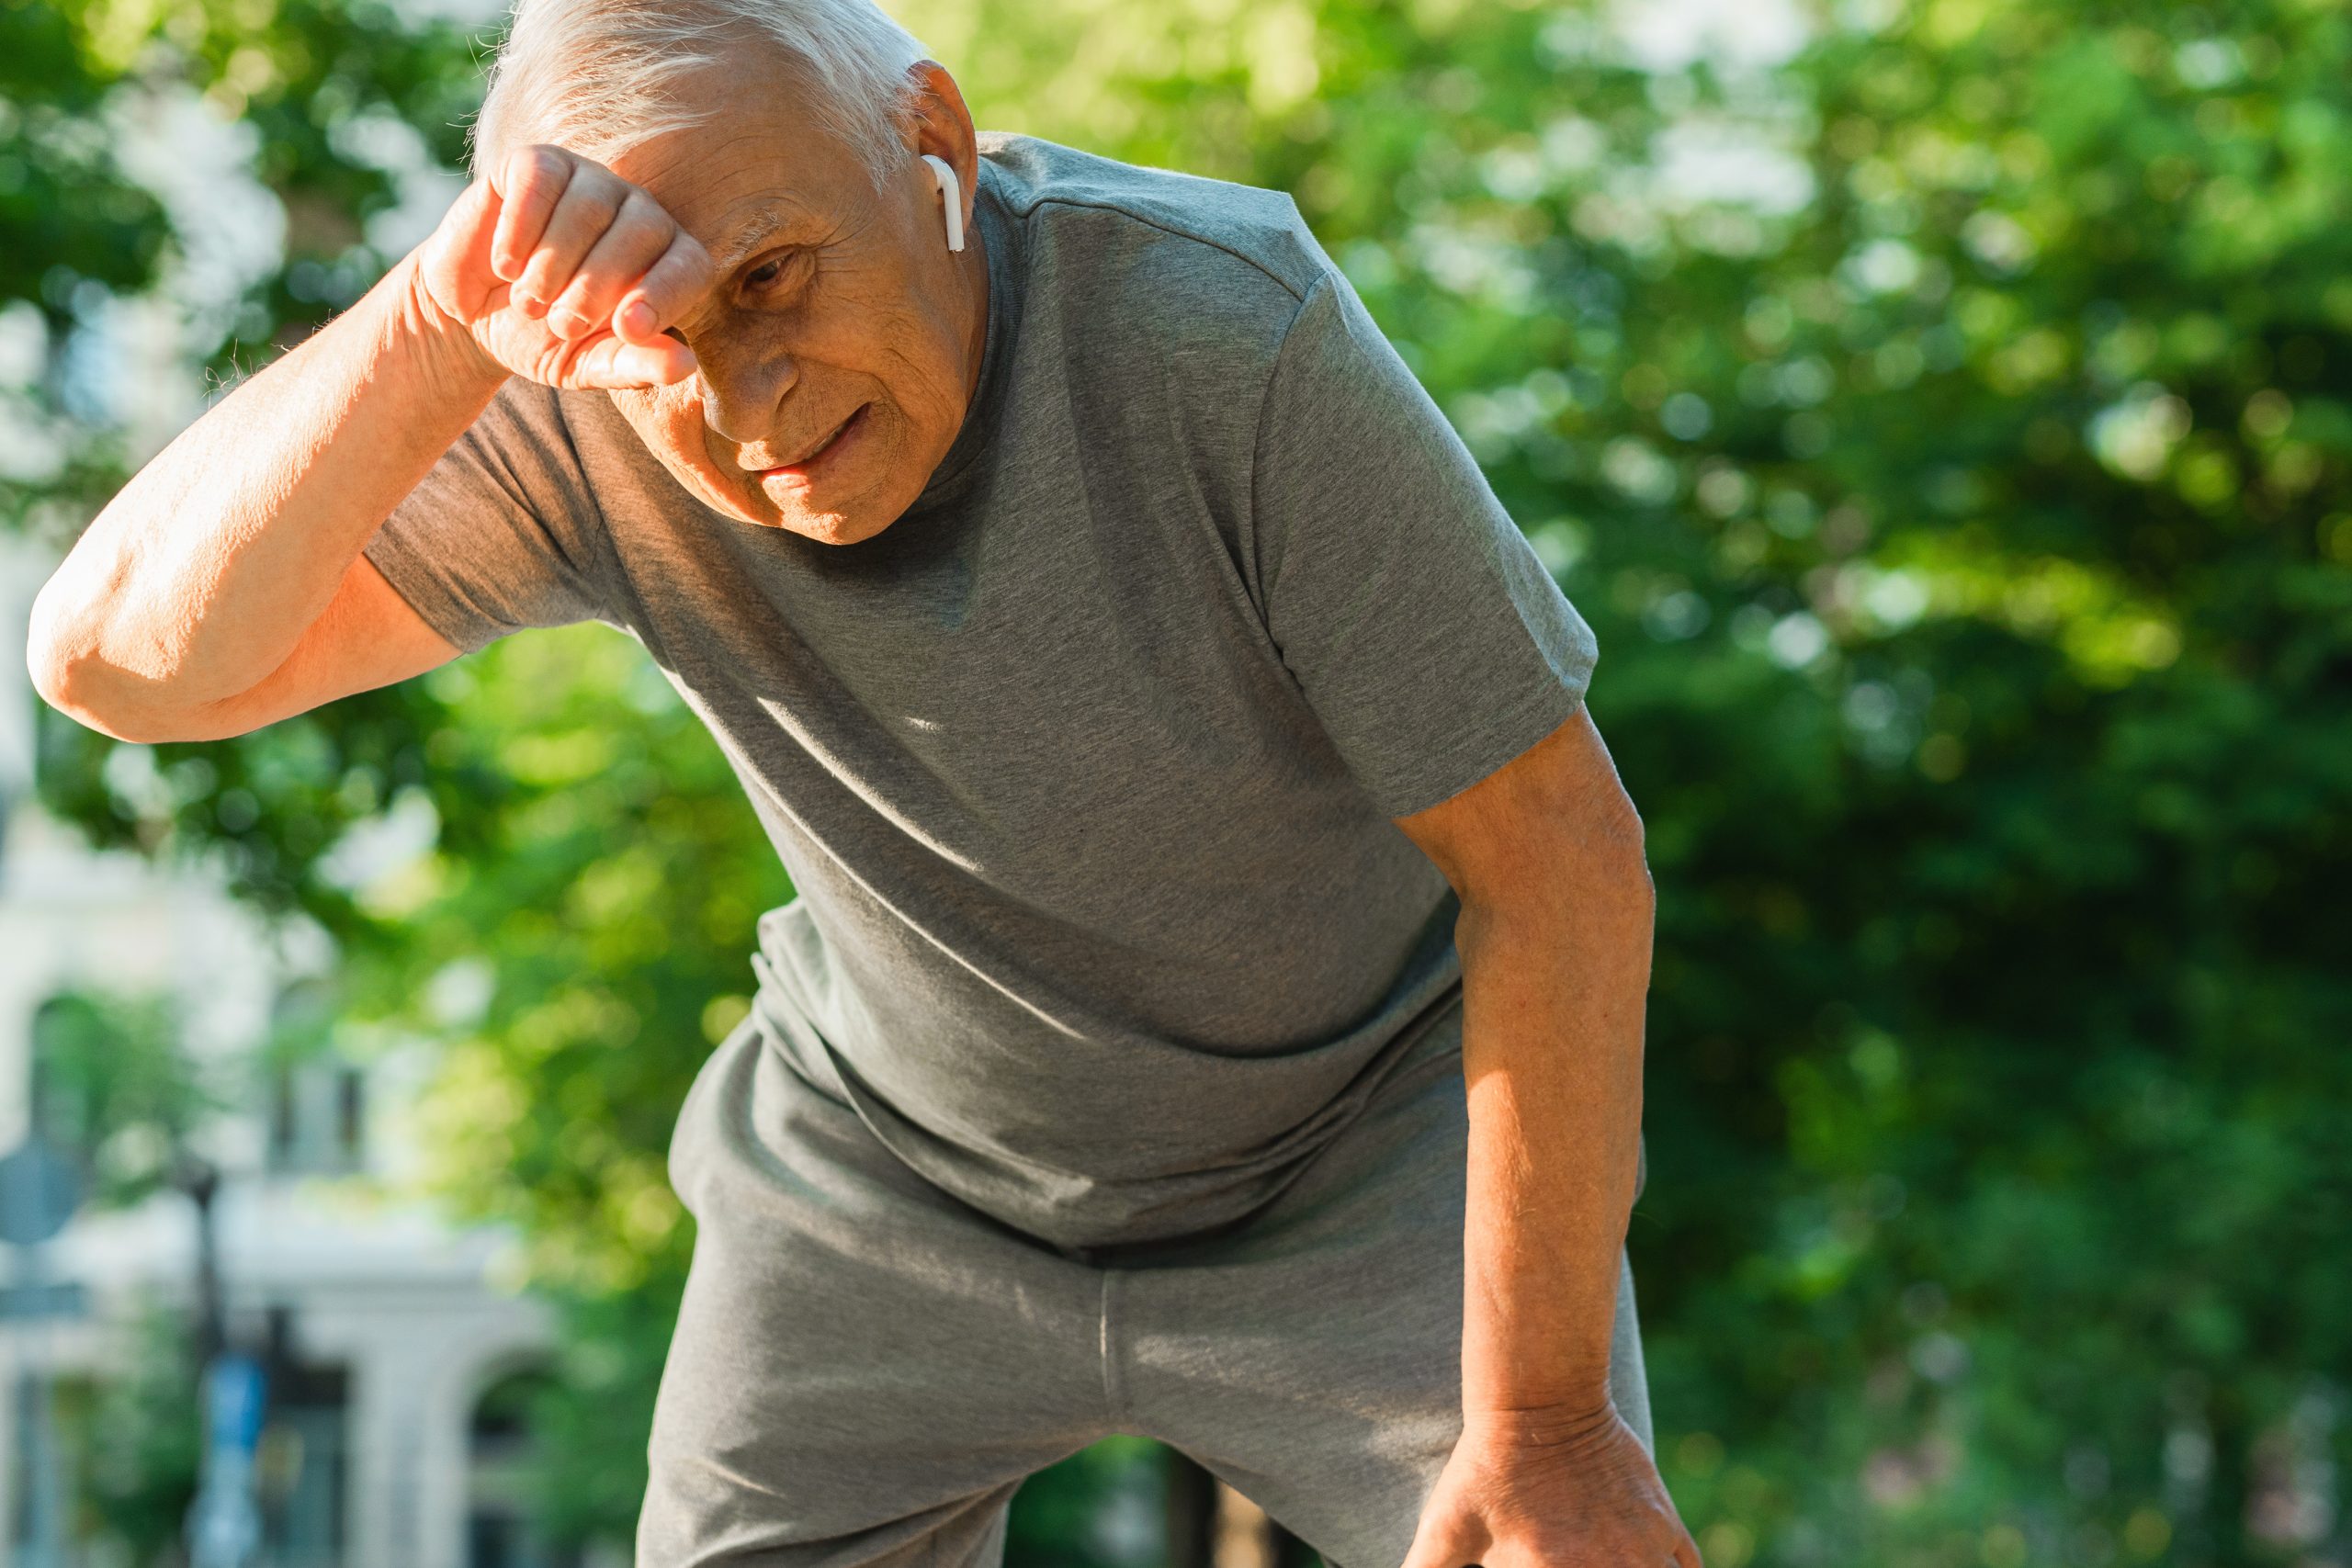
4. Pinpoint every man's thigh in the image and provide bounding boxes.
[639,1021,1112,1568]
[1108,1051,1654,1568]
